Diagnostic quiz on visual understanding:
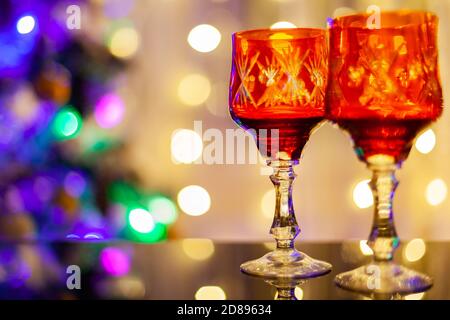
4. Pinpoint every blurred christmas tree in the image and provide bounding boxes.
[0,0,177,242]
